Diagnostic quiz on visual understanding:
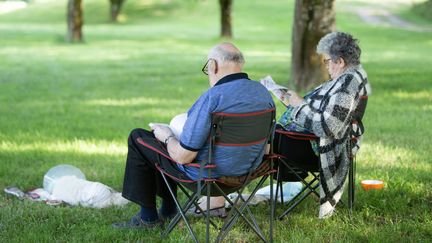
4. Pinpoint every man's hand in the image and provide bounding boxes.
[151,124,198,164]
[151,124,174,143]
